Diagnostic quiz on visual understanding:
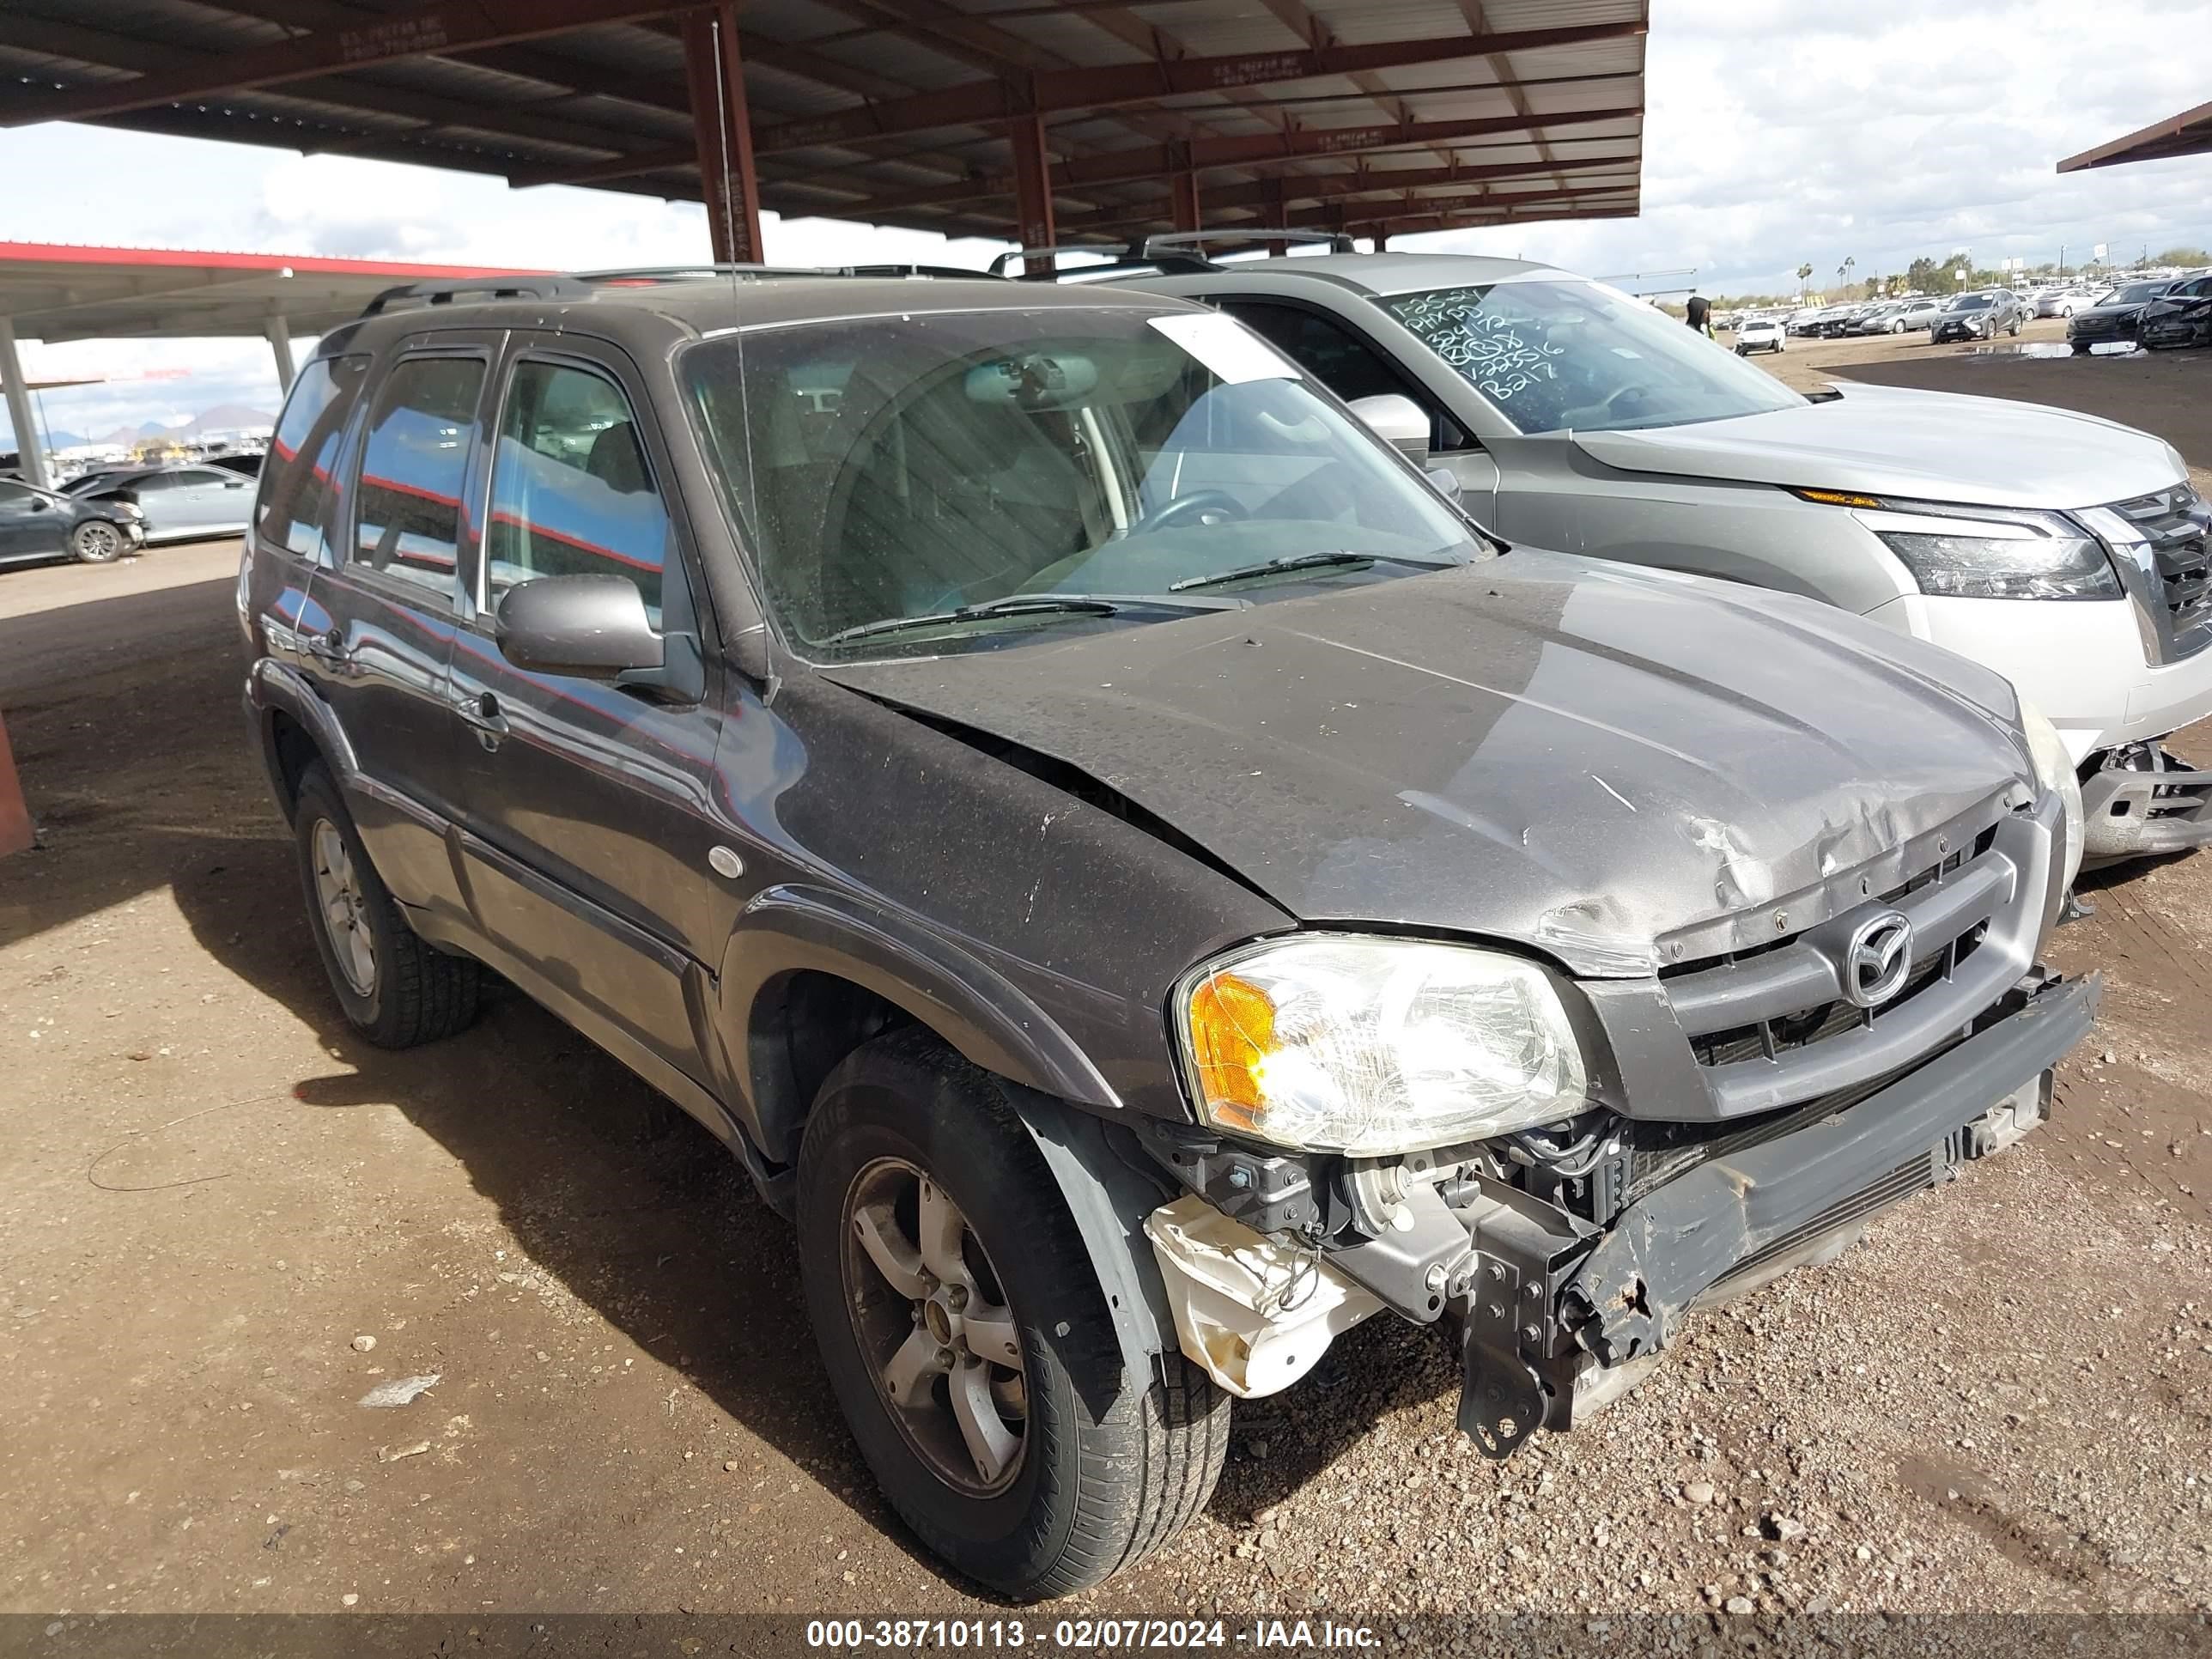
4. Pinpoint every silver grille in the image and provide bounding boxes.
[1655,804,2051,1118]
[2109,483,2212,659]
